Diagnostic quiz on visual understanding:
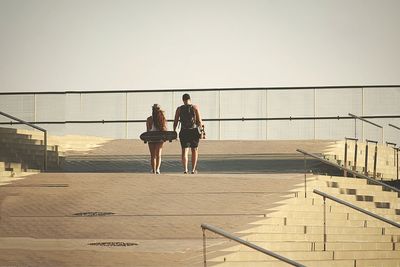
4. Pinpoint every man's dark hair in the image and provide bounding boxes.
[182,93,191,101]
